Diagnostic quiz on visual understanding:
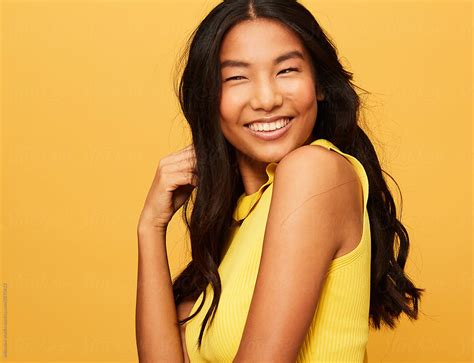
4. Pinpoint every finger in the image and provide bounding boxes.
[160,157,197,174]
[175,172,198,187]
[160,149,196,168]
[190,173,199,187]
